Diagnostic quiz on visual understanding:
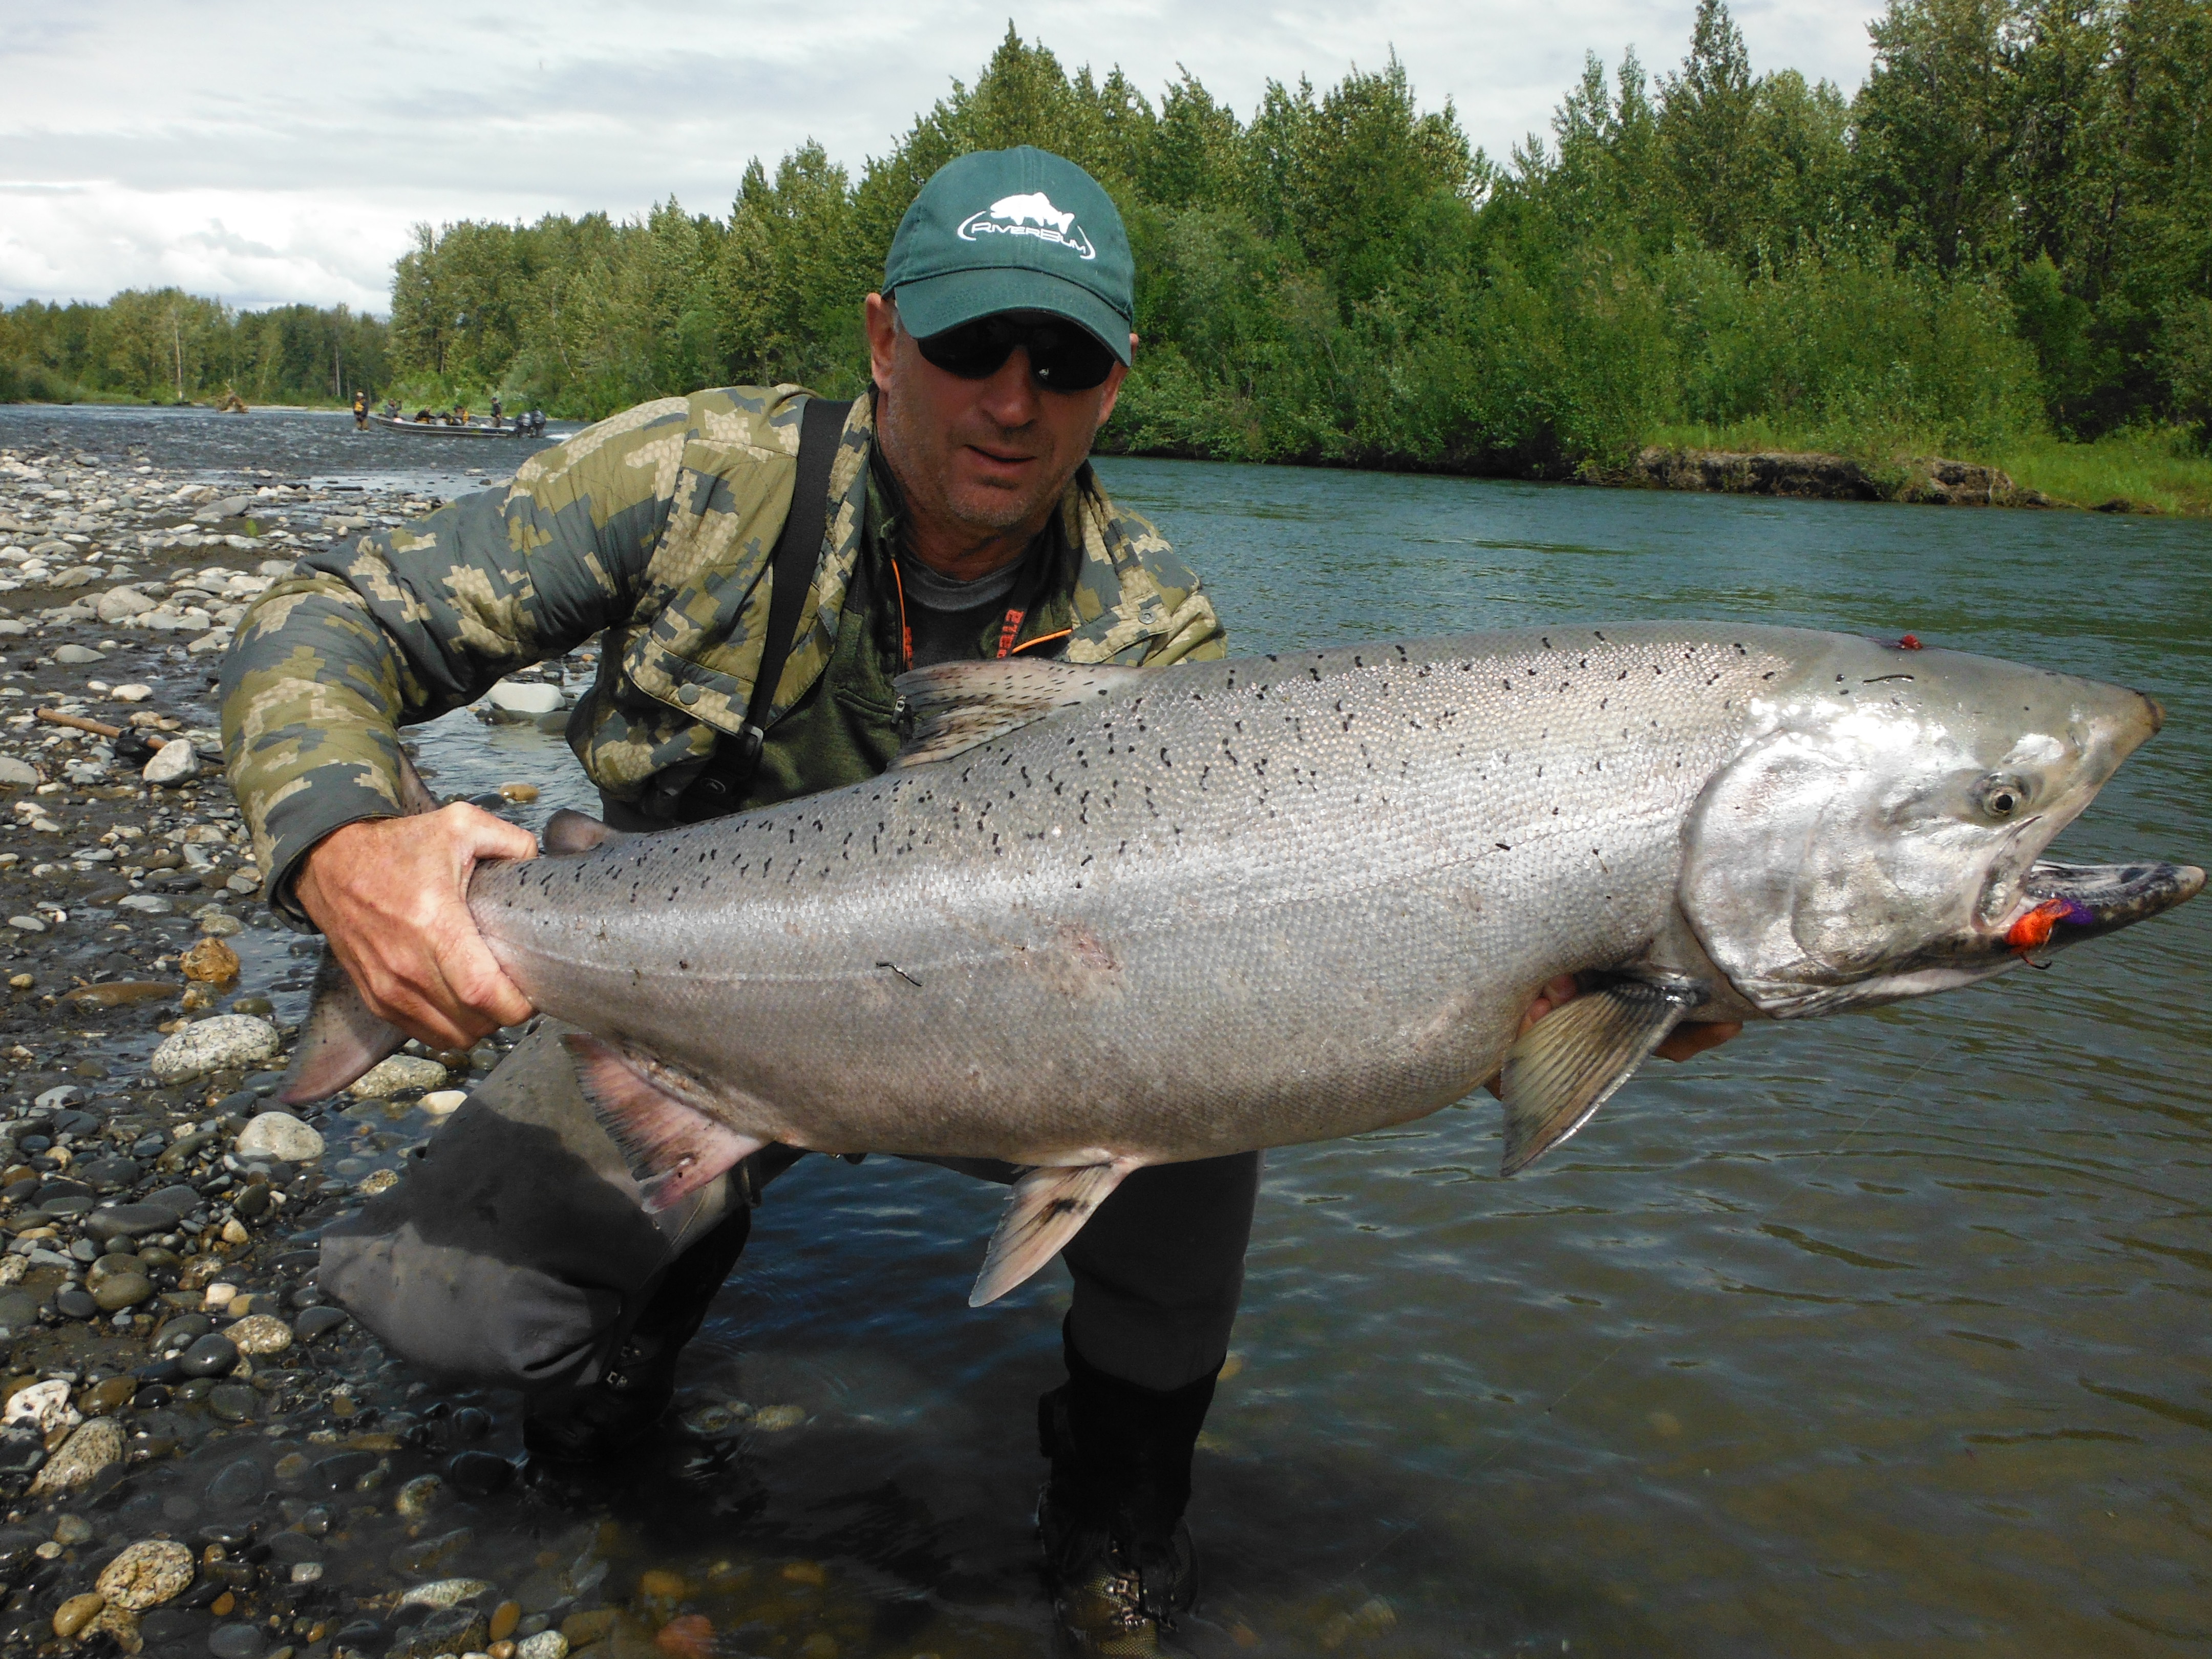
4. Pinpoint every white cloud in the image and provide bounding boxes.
[0,0,1882,313]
